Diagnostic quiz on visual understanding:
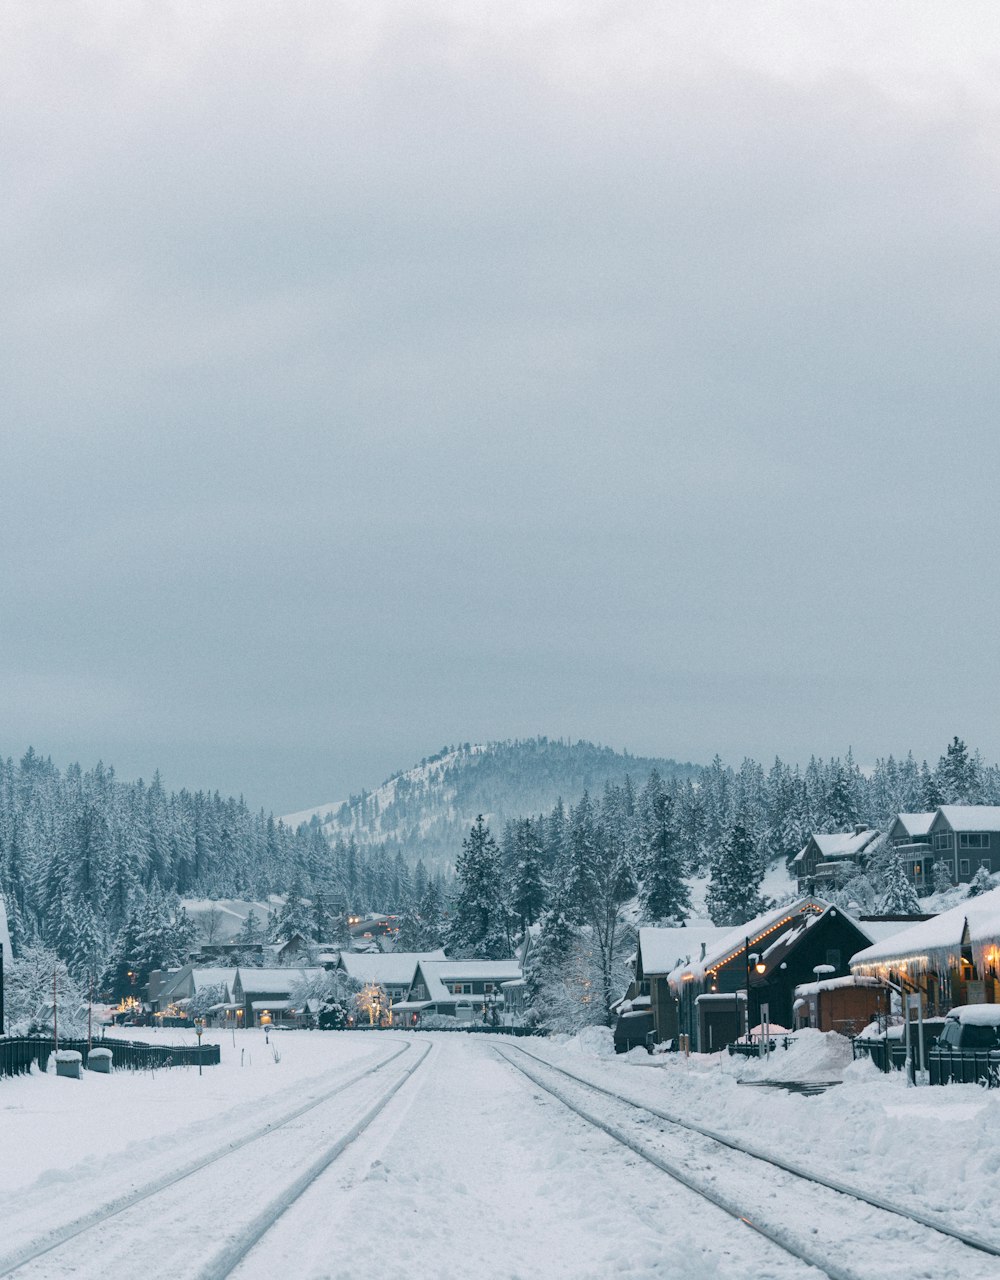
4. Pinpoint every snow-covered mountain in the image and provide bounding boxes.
[282,738,698,864]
